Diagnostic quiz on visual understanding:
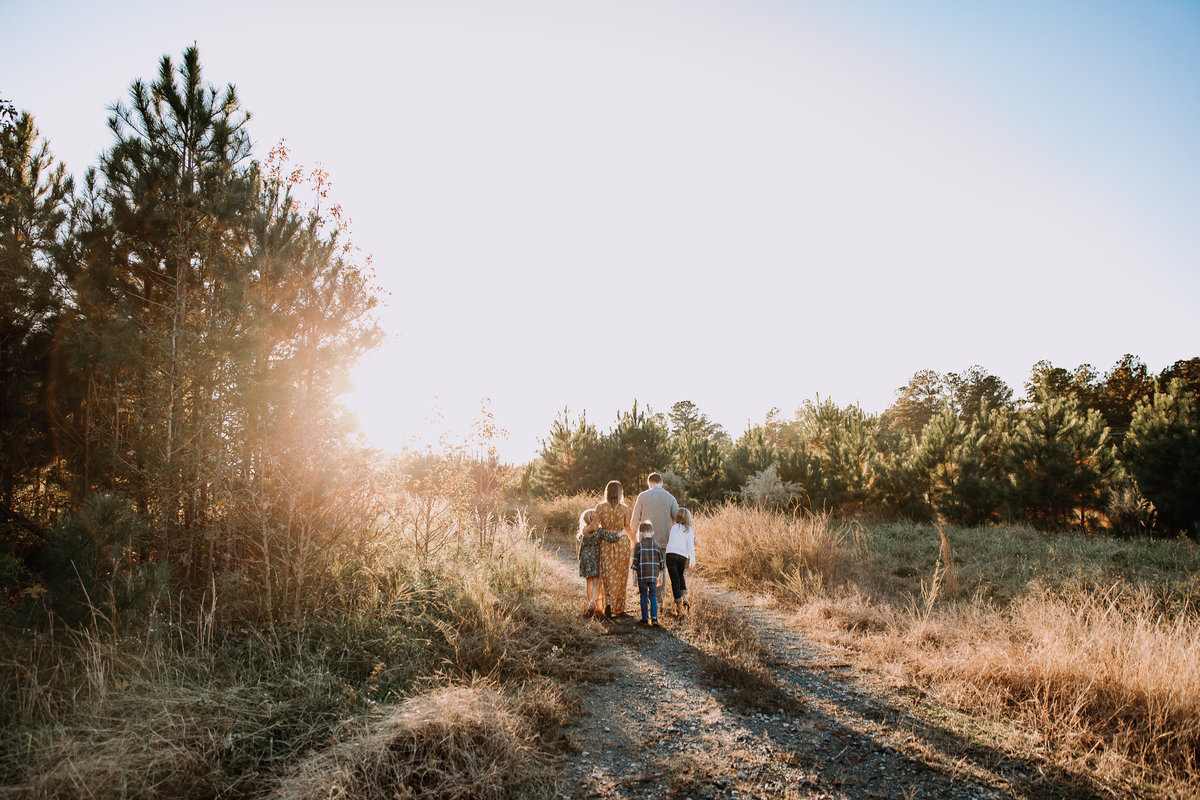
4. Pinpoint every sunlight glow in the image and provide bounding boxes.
[3,0,1196,463]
